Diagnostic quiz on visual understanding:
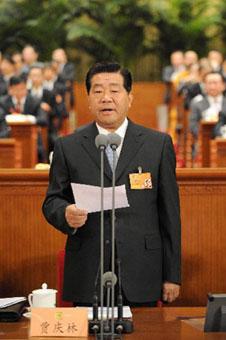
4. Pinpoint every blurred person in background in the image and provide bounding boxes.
[21,45,39,79]
[162,50,185,104]
[0,55,16,96]
[0,112,10,138]
[12,52,24,76]
[189,71,226,160]
[0,75,48,161]
[208,50,224,74]
[52,48,75,109]
[28,64,68,154]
